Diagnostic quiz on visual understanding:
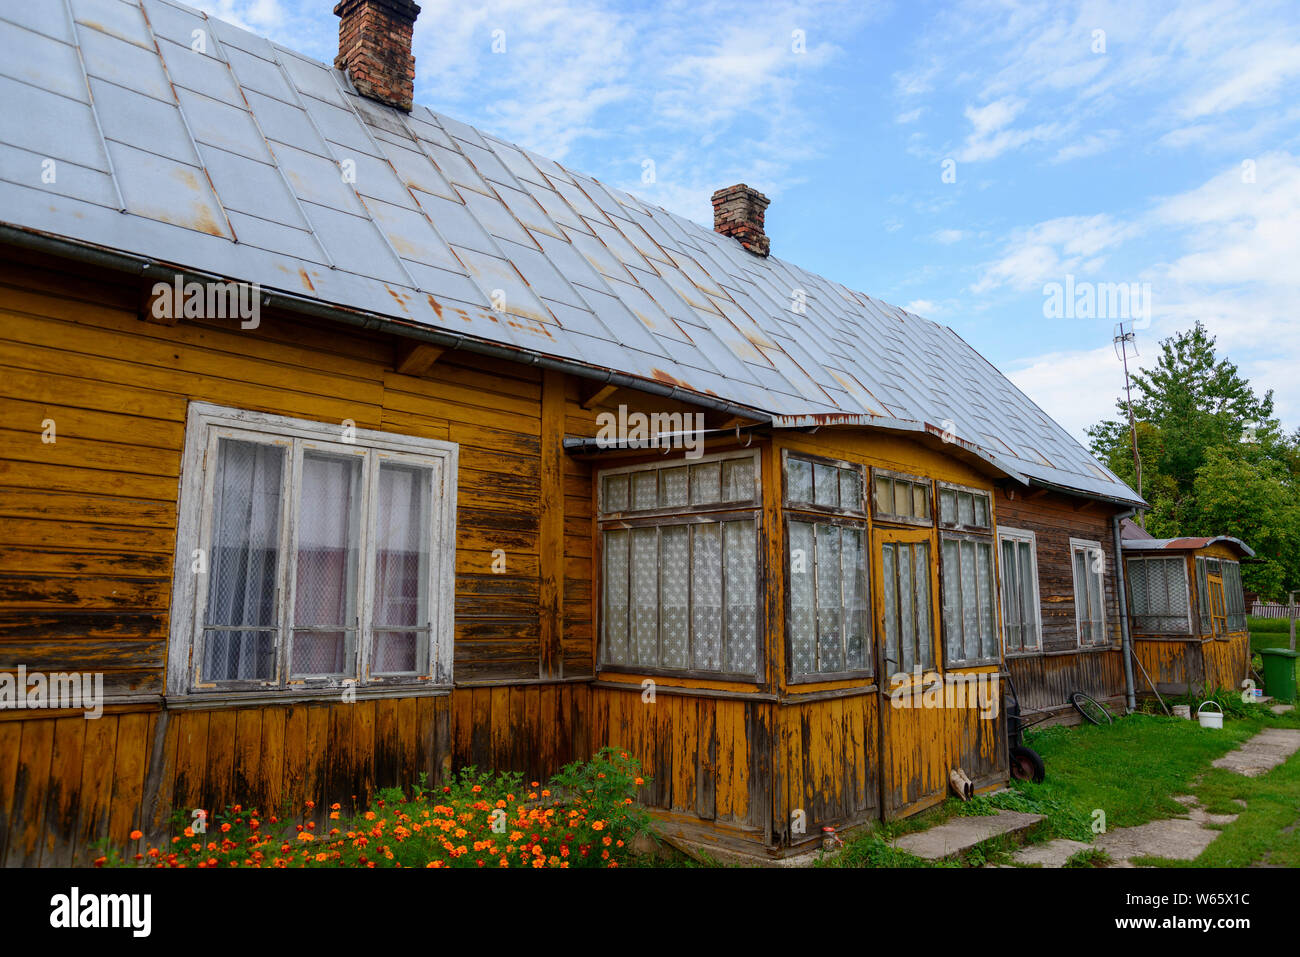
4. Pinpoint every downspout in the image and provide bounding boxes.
[1112,508,1138,712]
